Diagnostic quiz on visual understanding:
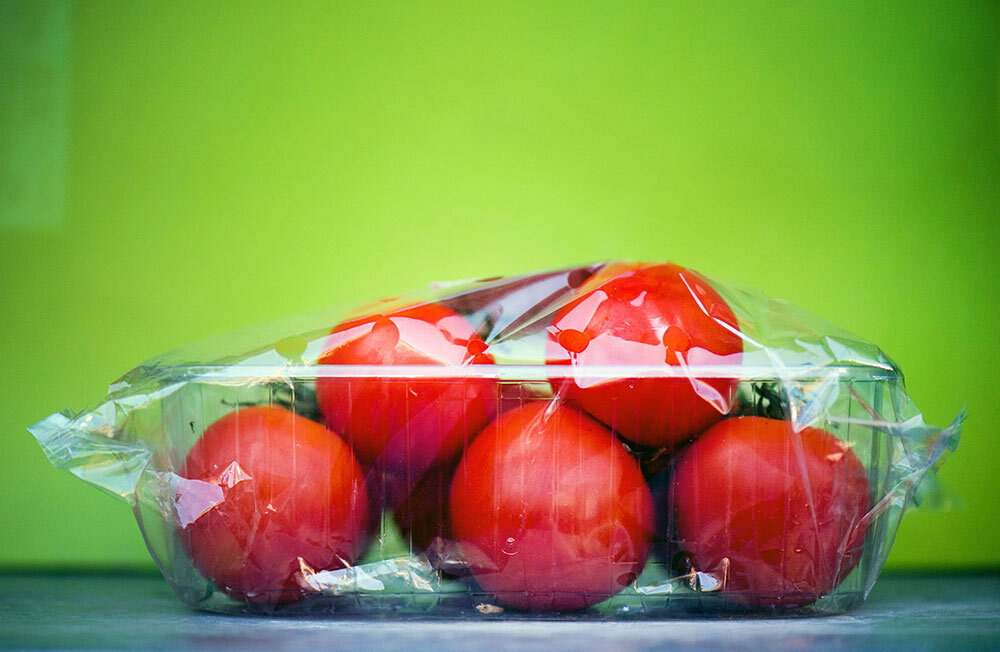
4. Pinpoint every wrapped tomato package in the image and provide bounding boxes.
[28,262,962,617]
